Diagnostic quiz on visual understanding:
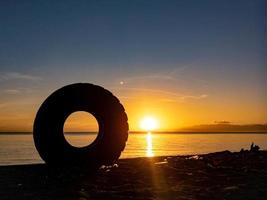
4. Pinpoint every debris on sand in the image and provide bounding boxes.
[0,150,267,200]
